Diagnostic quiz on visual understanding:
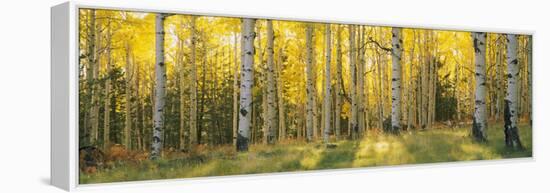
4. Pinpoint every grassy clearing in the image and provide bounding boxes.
[79,122,532,184]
